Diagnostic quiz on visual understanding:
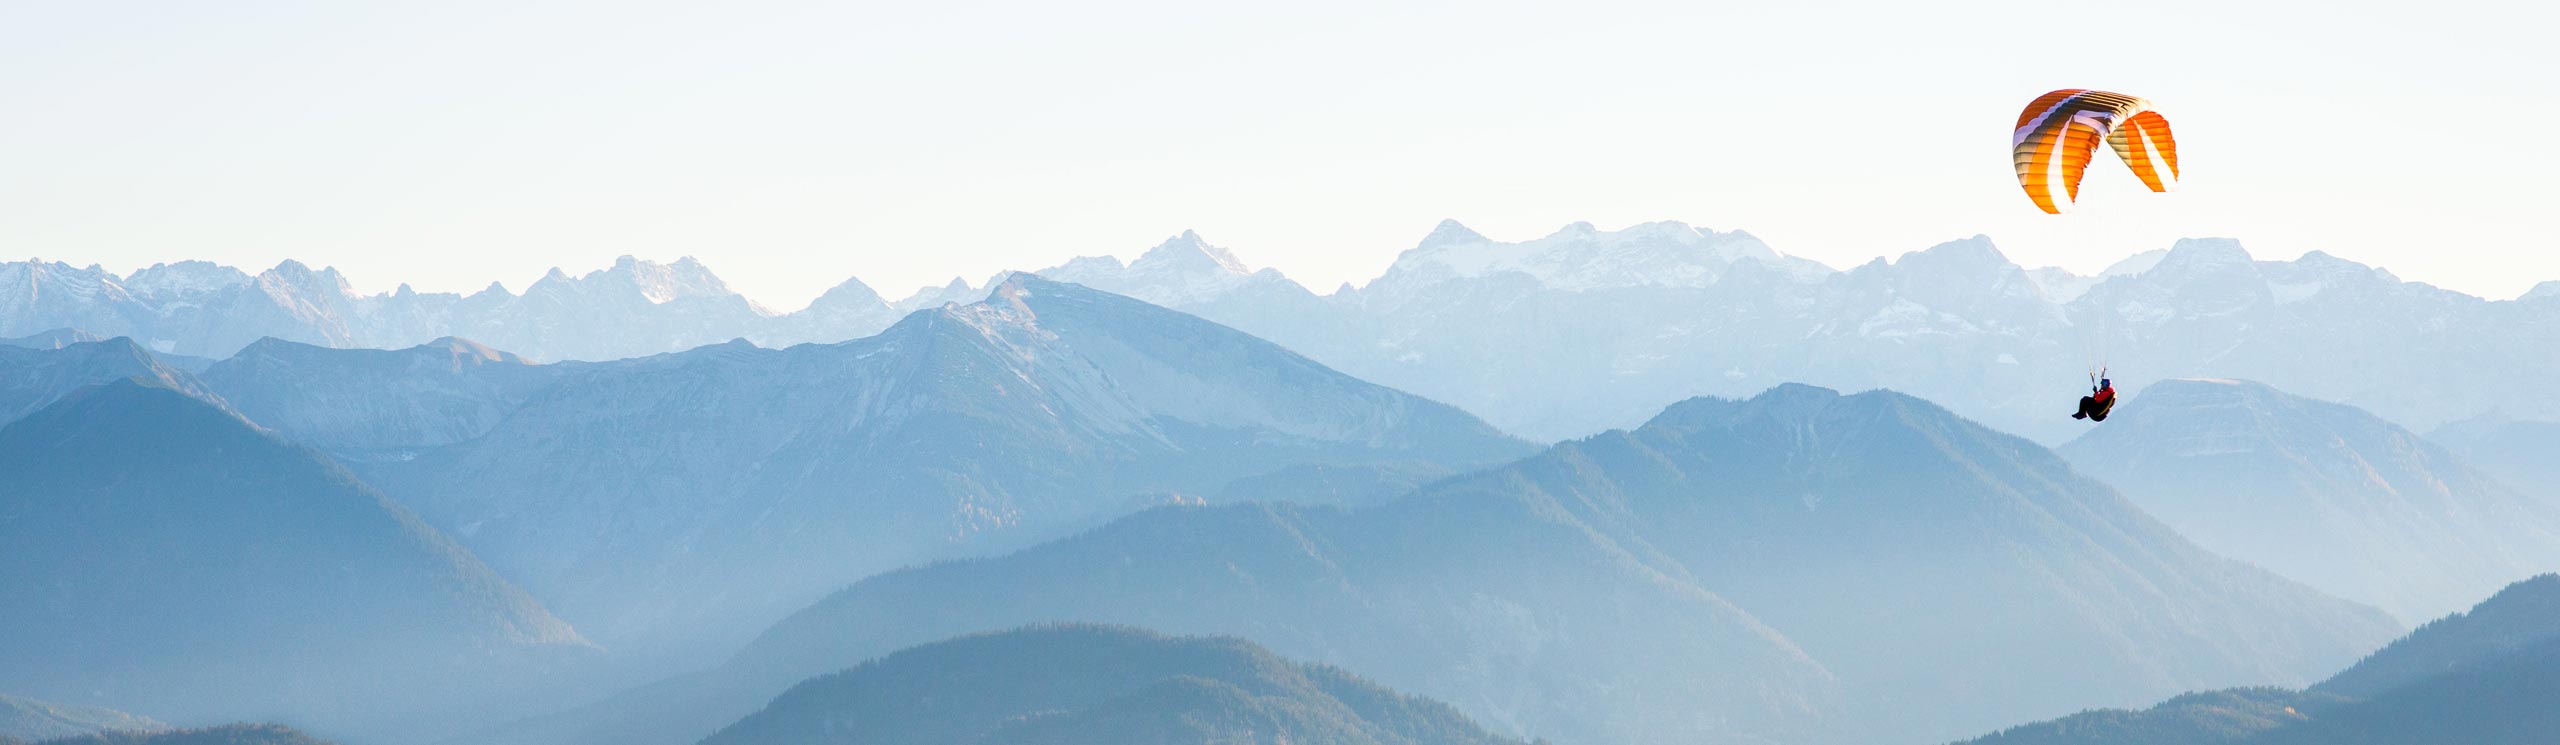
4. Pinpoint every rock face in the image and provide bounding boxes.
[508,384,2395,745]
[699,625,1525,745]
[0,379,589,740]
[2062,379,2560,622]
[347,276,1531,665]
